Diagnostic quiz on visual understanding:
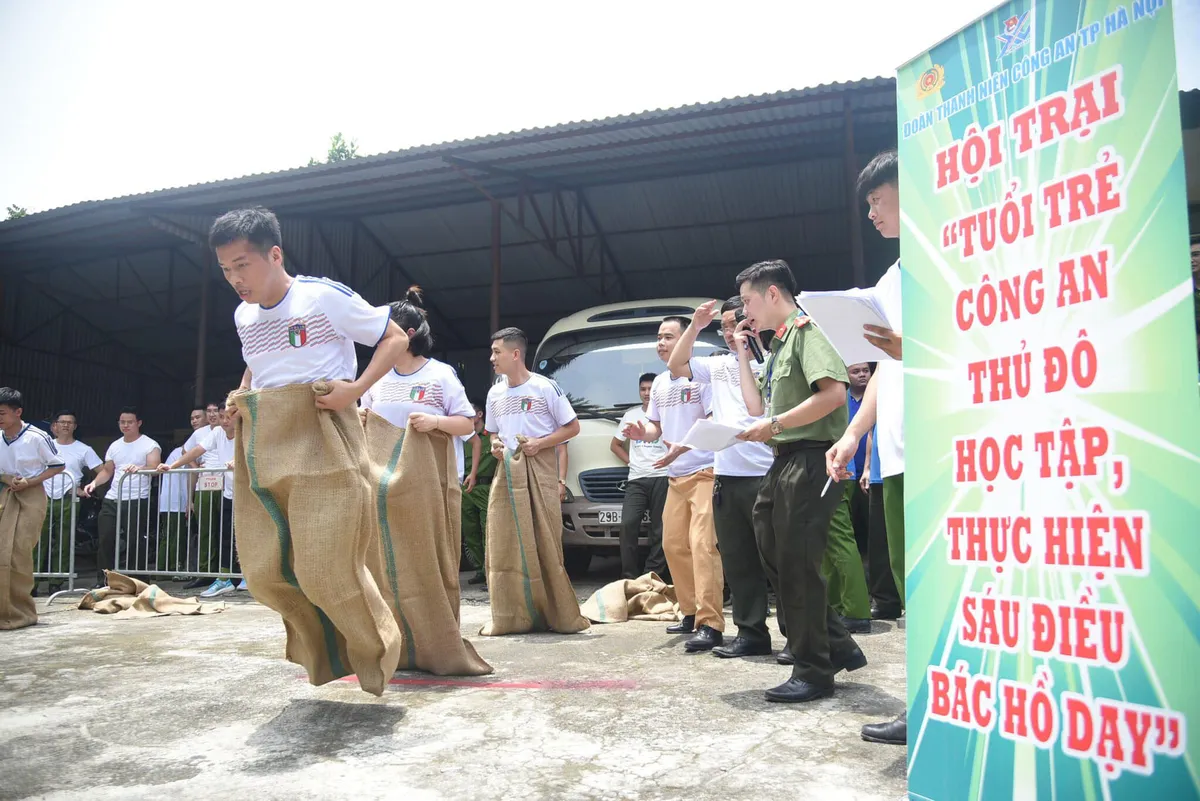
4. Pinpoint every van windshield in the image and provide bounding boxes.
[534,323,727,416]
